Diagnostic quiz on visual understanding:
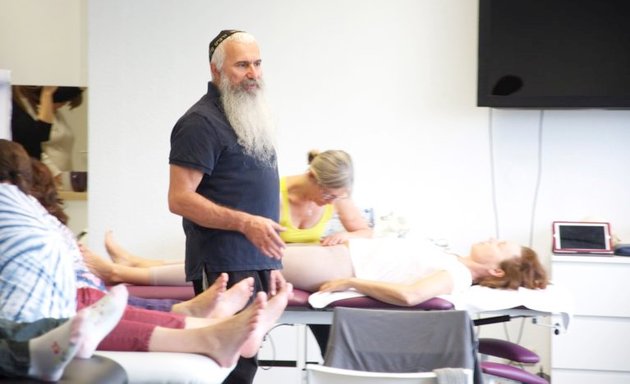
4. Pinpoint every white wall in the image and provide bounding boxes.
[89,0,630,380]
[0,0,87,86]
[87,0,493,257]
